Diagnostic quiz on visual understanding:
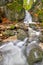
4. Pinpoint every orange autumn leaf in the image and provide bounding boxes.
[34,13,38,17]
[2,18,7,21]
[2,18,11,23]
